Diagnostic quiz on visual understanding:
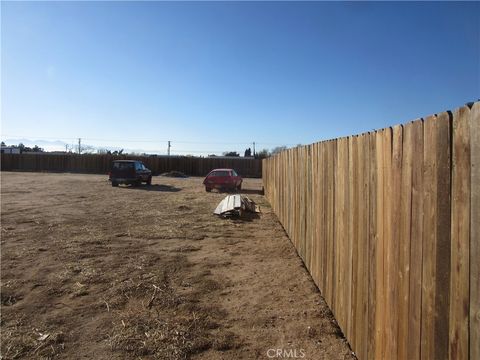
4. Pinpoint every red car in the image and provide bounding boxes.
[203,168,242,192]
